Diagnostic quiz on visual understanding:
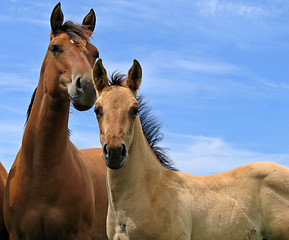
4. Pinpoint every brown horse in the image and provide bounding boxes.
[93,58,289,240]
[4,3,108,240]
[0,163,8,239]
